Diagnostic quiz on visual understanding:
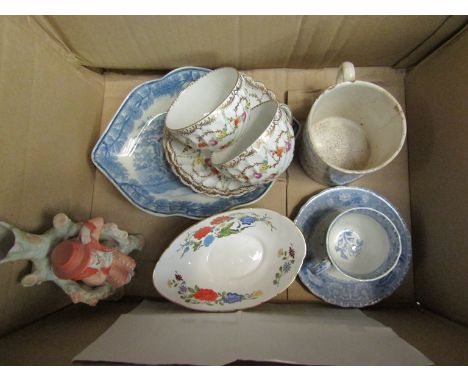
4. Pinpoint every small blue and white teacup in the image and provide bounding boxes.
[326,207,401,282]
